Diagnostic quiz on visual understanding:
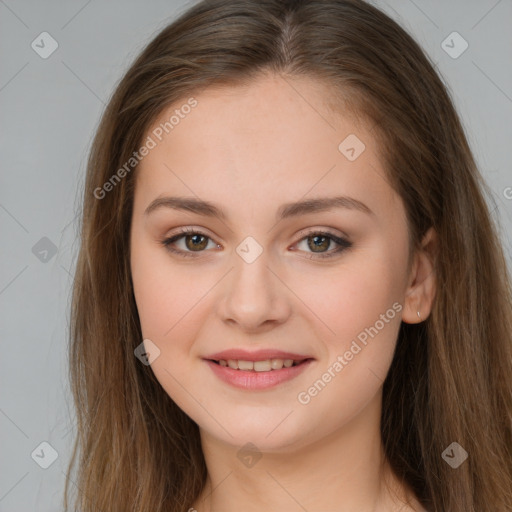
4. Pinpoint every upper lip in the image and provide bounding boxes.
[204,349,314,362]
